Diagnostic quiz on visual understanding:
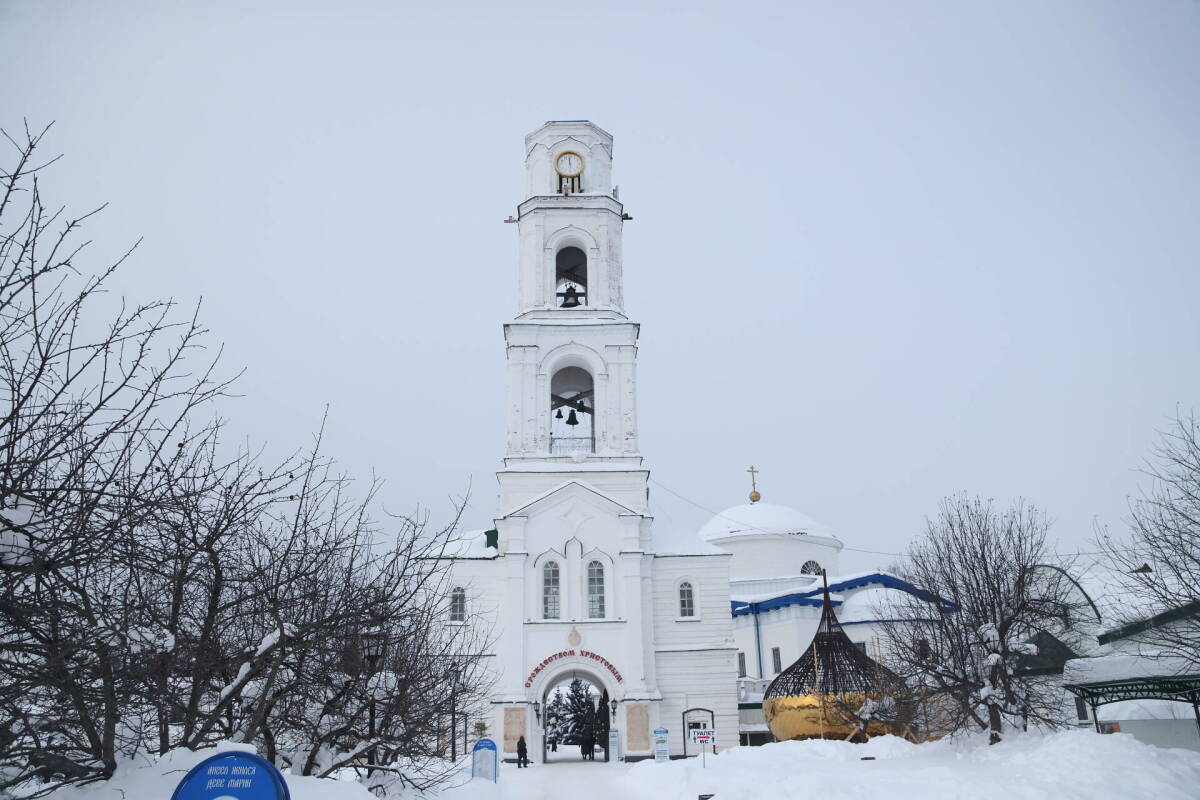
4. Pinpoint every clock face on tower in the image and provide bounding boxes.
[555,151,584,177]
